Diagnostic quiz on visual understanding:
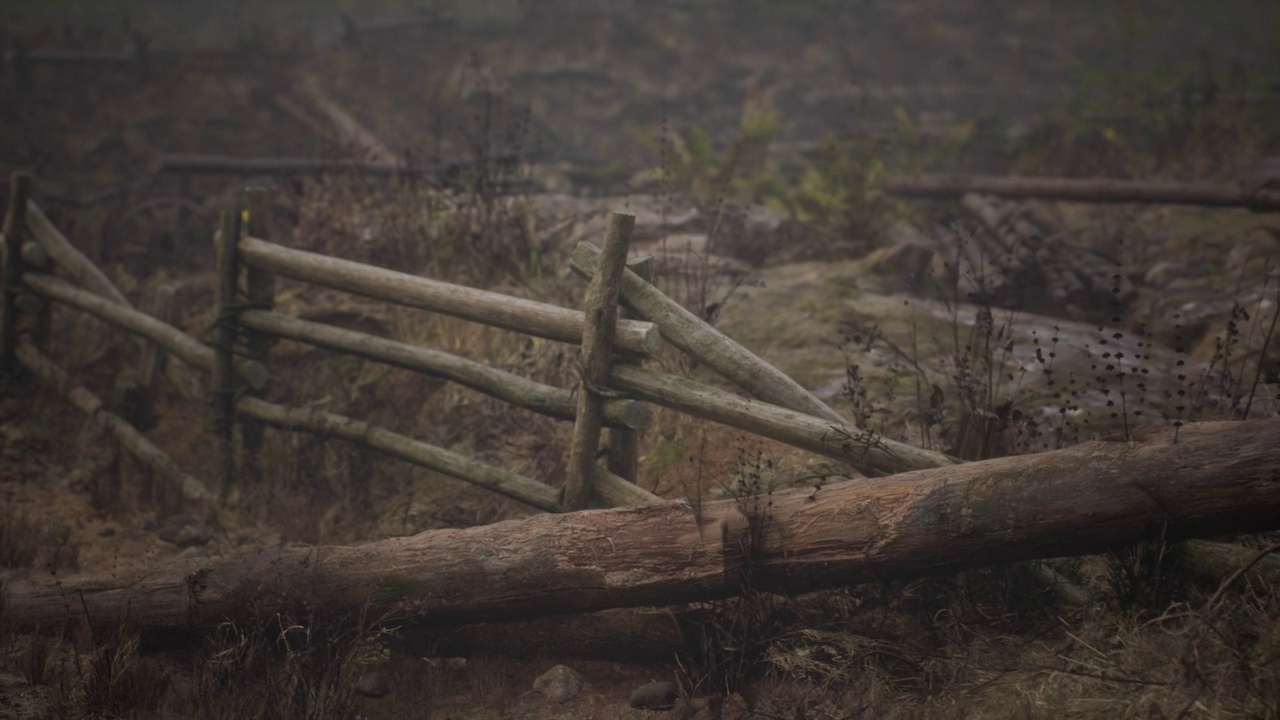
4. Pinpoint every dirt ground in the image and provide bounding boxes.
[1,2,1279,718]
